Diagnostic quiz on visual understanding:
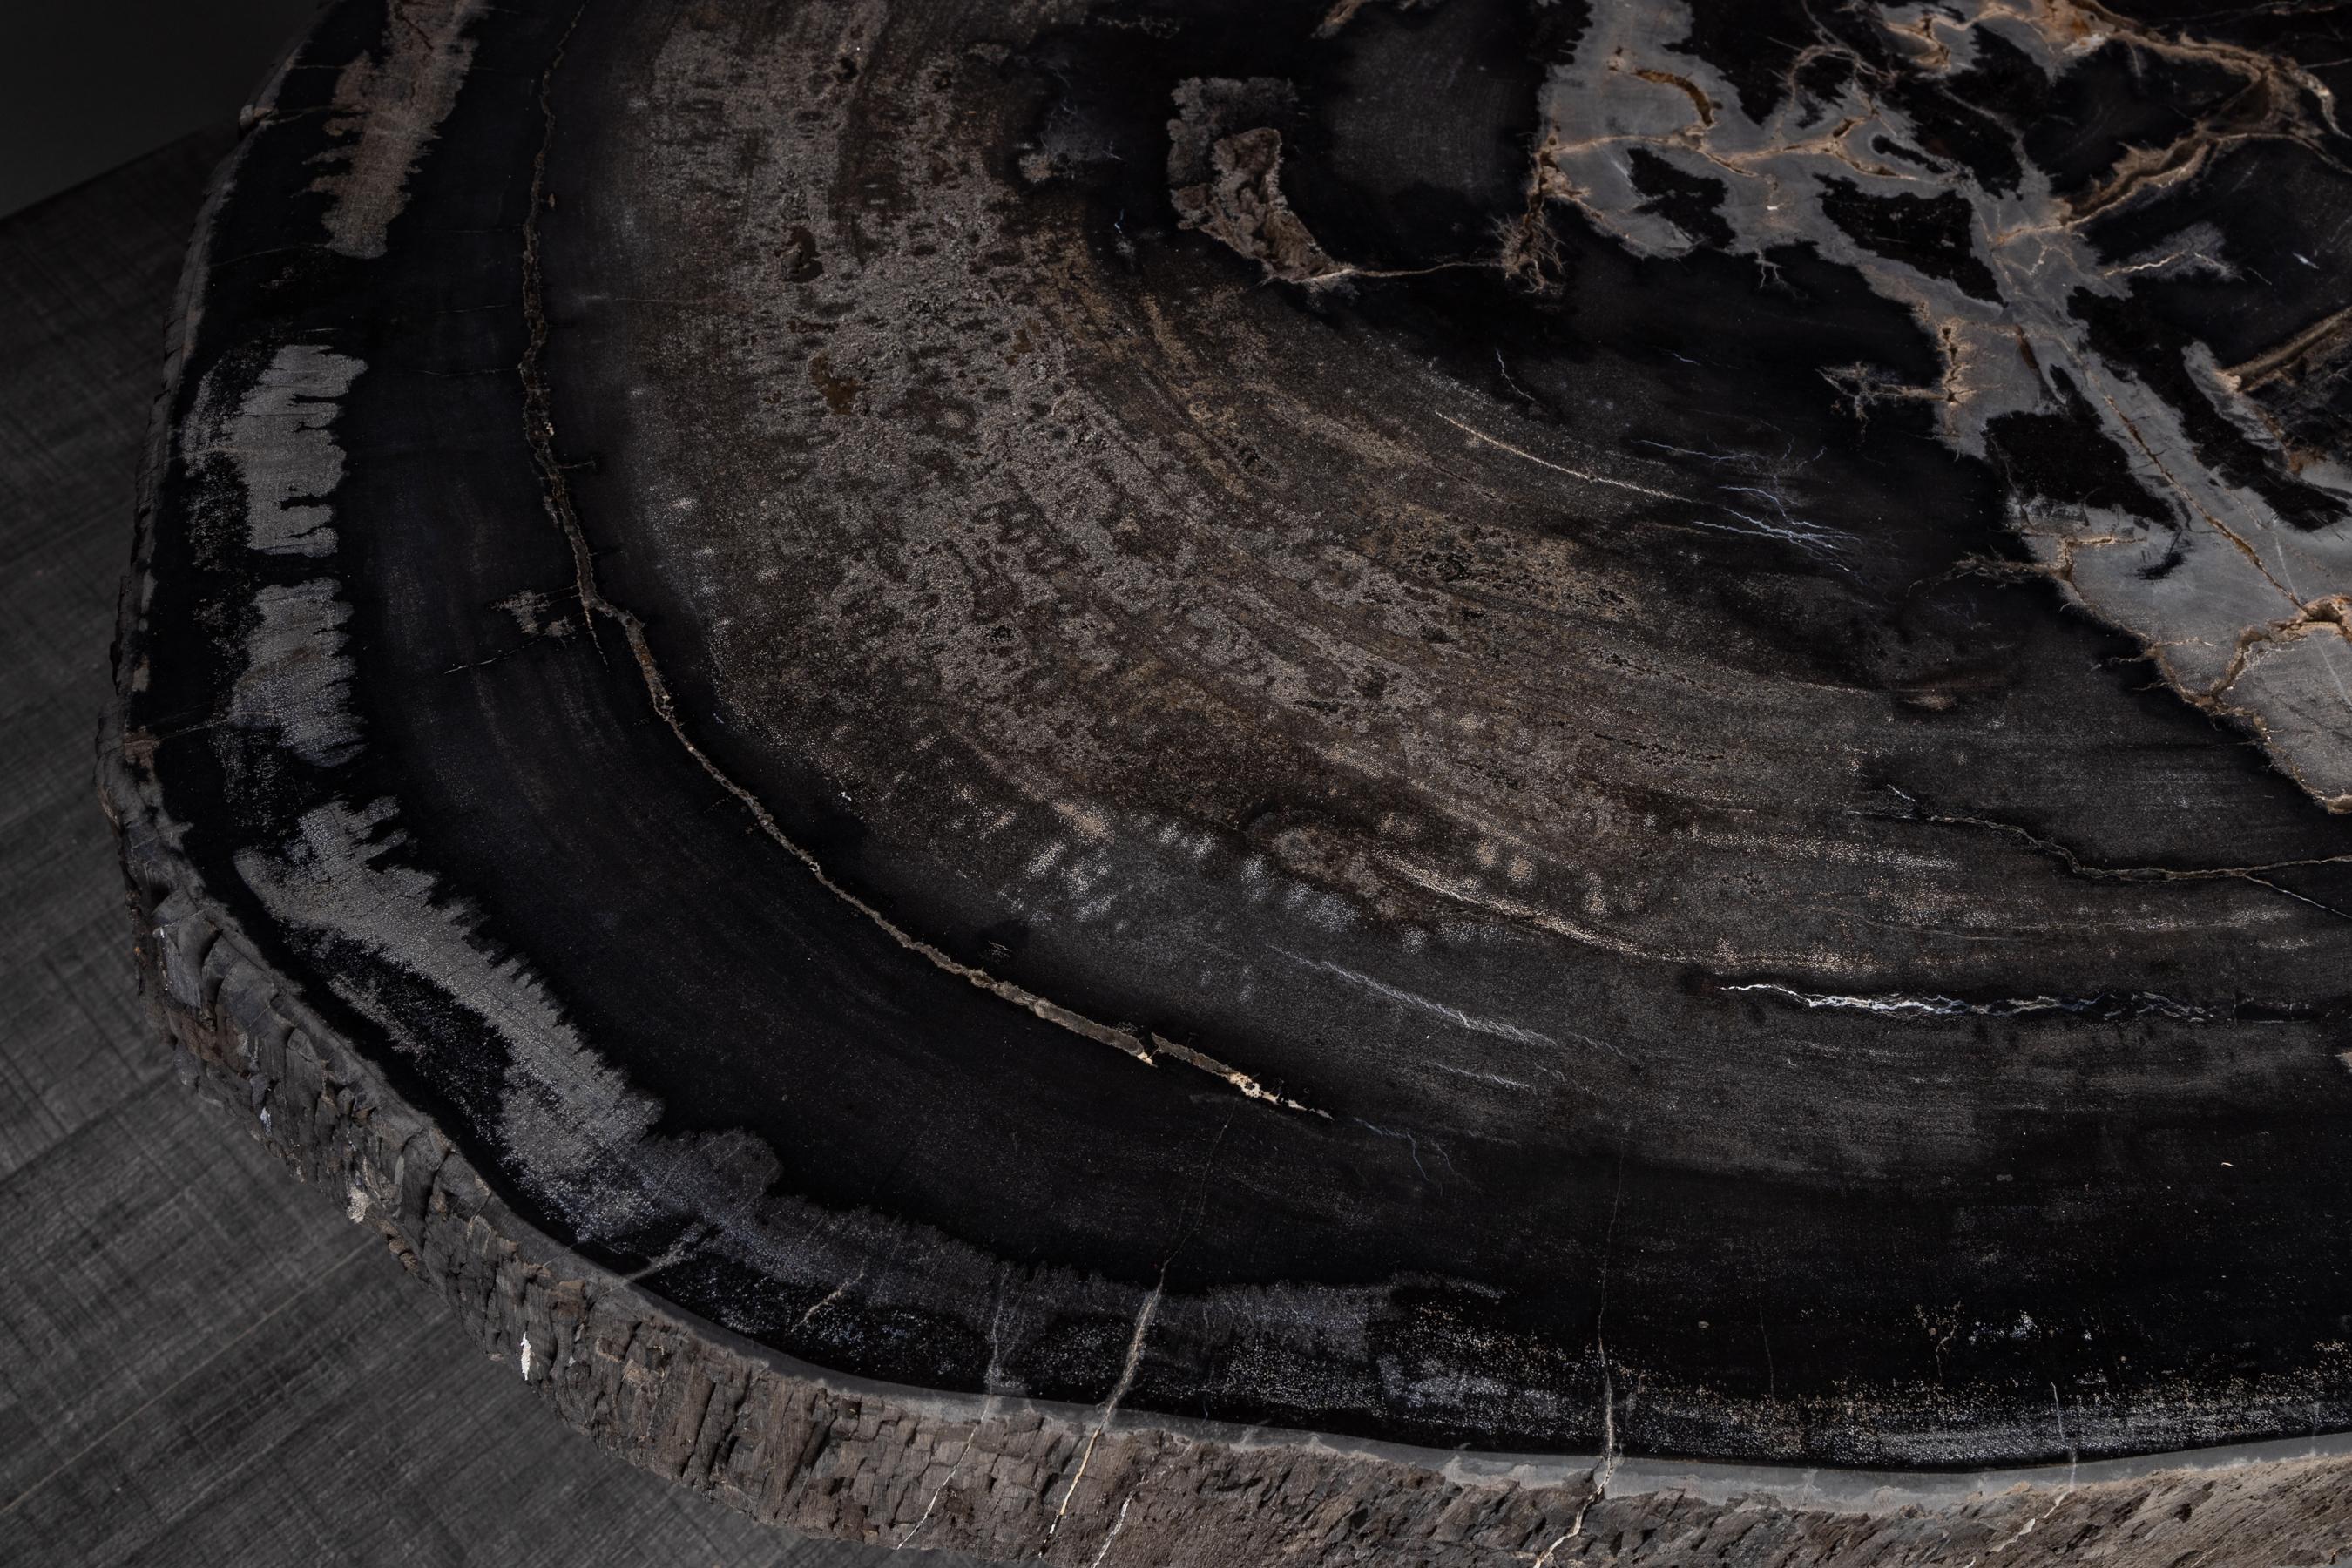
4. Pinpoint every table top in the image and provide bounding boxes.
[112,0,2352,1481]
